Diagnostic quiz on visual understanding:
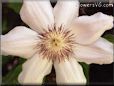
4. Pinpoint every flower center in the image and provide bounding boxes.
[51,38,62,49]
[38,25,75,62]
